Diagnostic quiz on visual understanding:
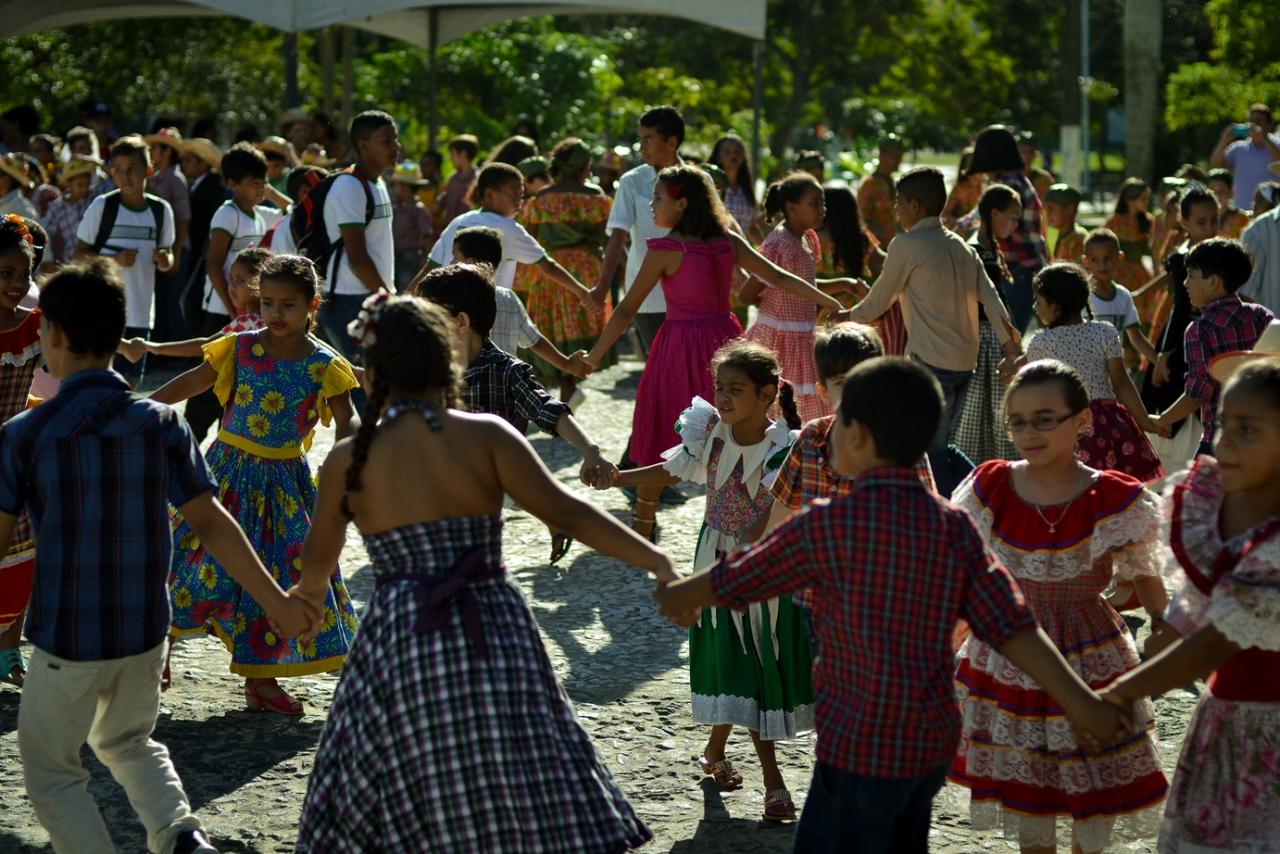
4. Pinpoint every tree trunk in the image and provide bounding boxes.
[1123,0,1163,182]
